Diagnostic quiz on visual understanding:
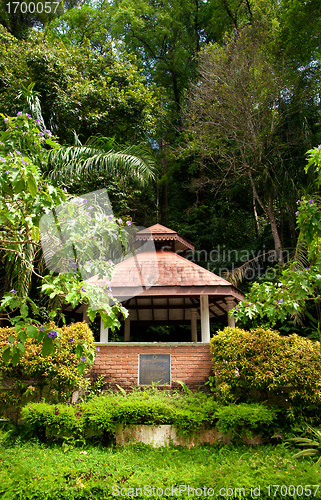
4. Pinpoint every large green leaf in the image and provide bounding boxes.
[77,360,86,374]
[27,325,38,339]
[20,303,28,319]
[11,352,21,366]
[42,335,55,356]
[2,348,11,364]
[17,343,25,354]
[18,330,27,343]
[27,172,37,197]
